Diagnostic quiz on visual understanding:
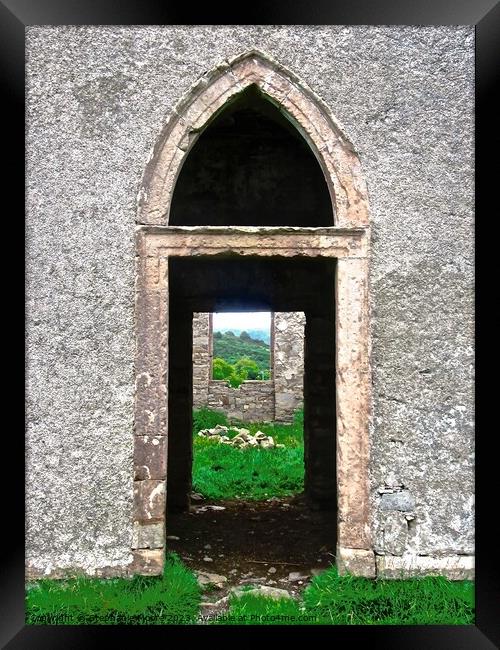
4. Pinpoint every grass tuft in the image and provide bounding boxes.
[213,593,306,625]
[303,566,475,625]
[192,407,229,433]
